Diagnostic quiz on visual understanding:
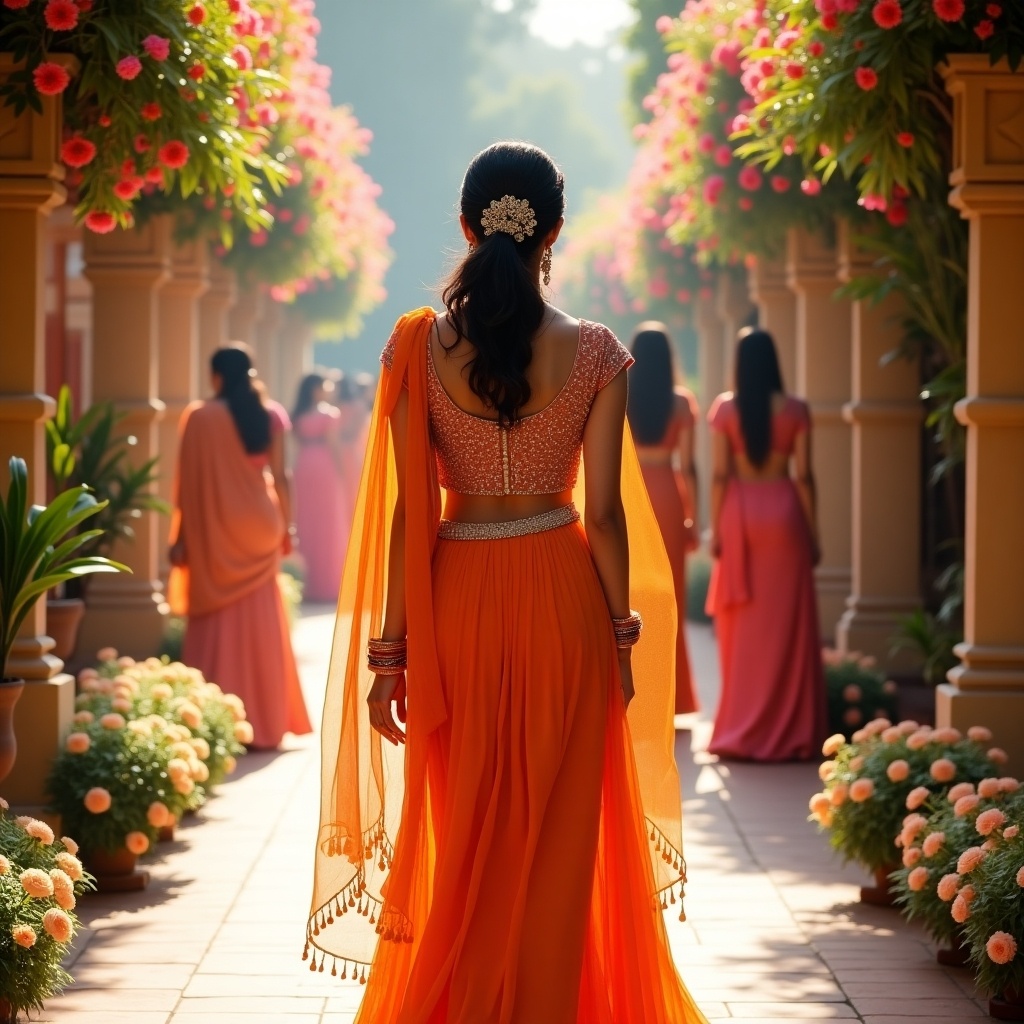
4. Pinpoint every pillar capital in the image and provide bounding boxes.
[83,216,172,284]
[836,218,880,283]
[746,254,788,301]
[786,225,839,290]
